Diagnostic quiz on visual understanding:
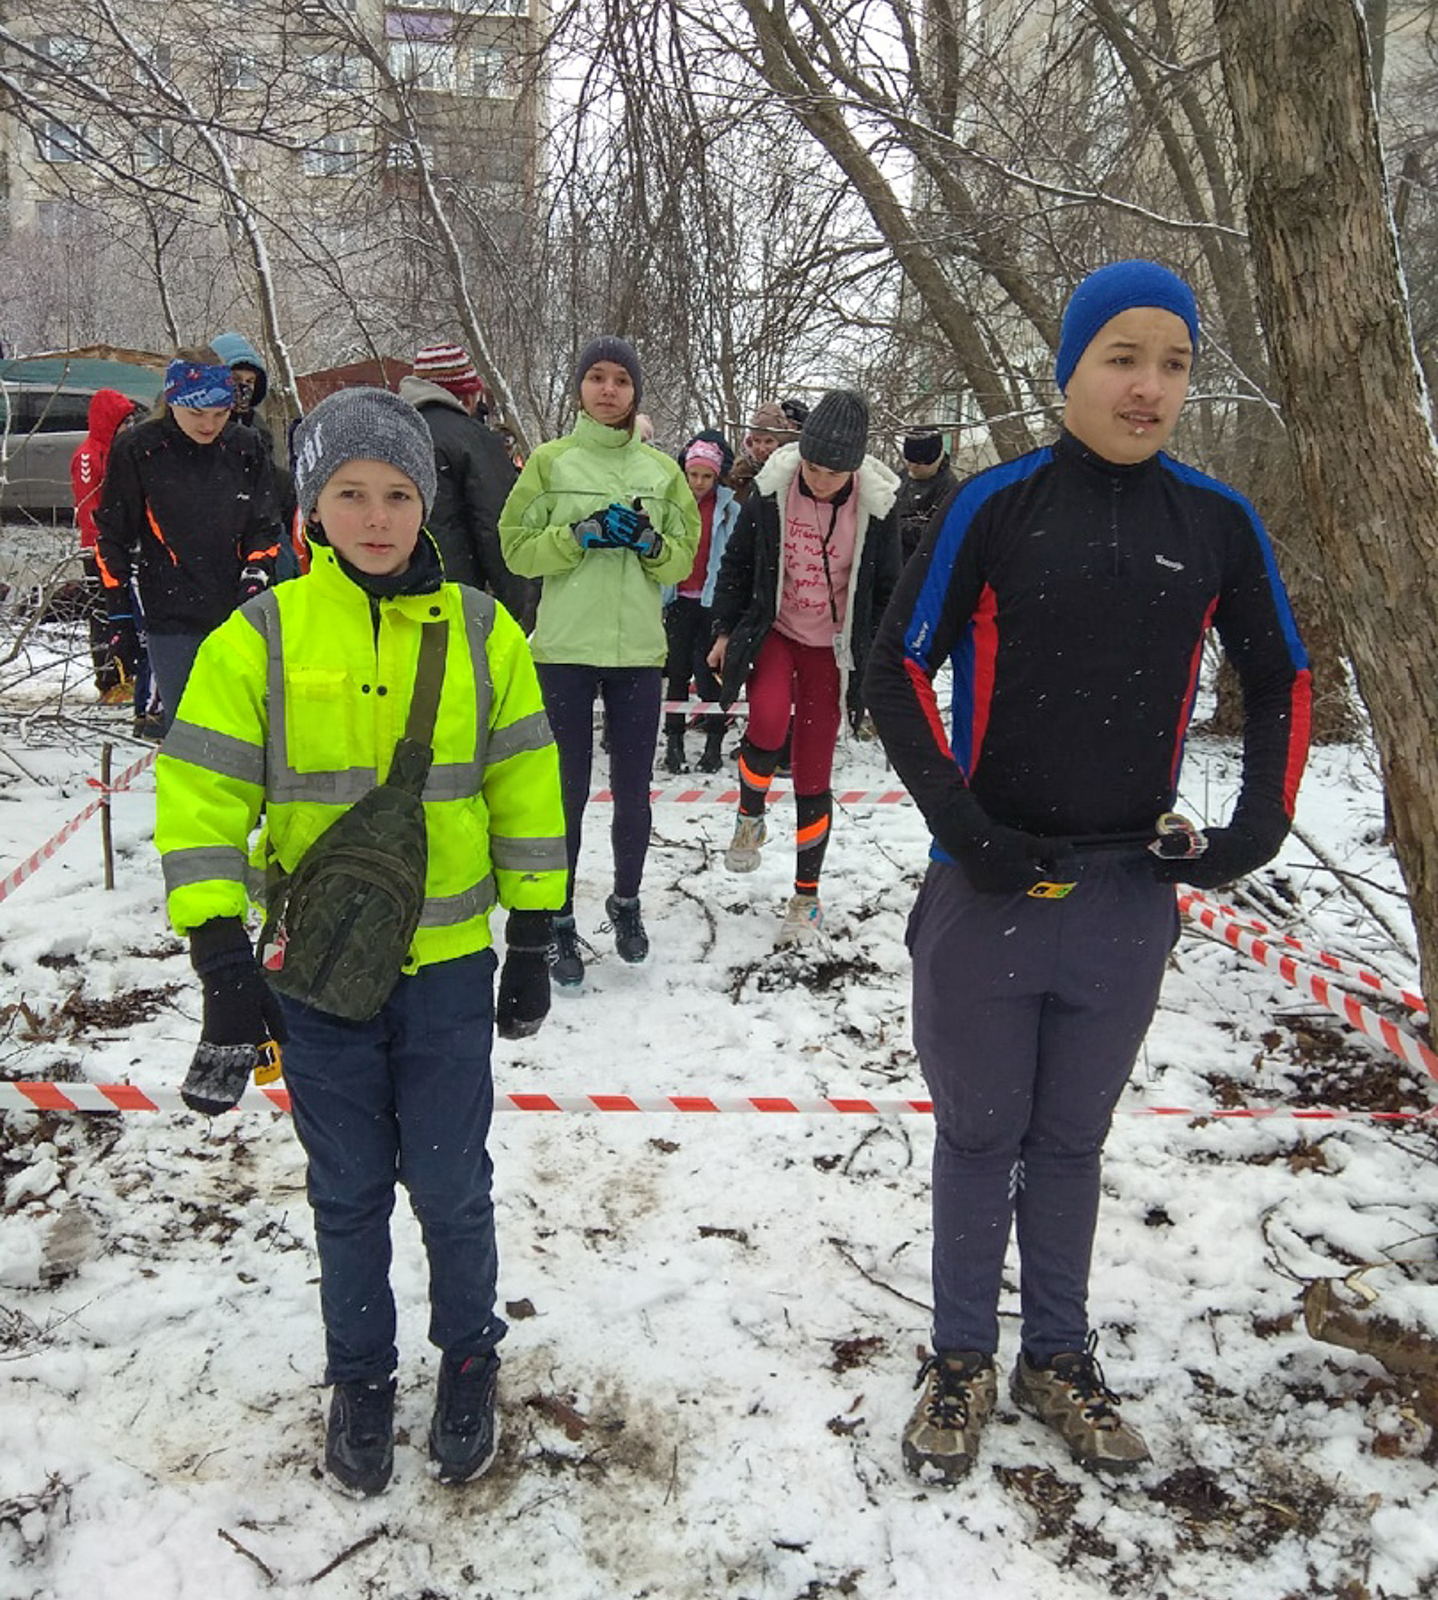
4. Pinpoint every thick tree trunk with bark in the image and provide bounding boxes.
[1215,0,1438,1010]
